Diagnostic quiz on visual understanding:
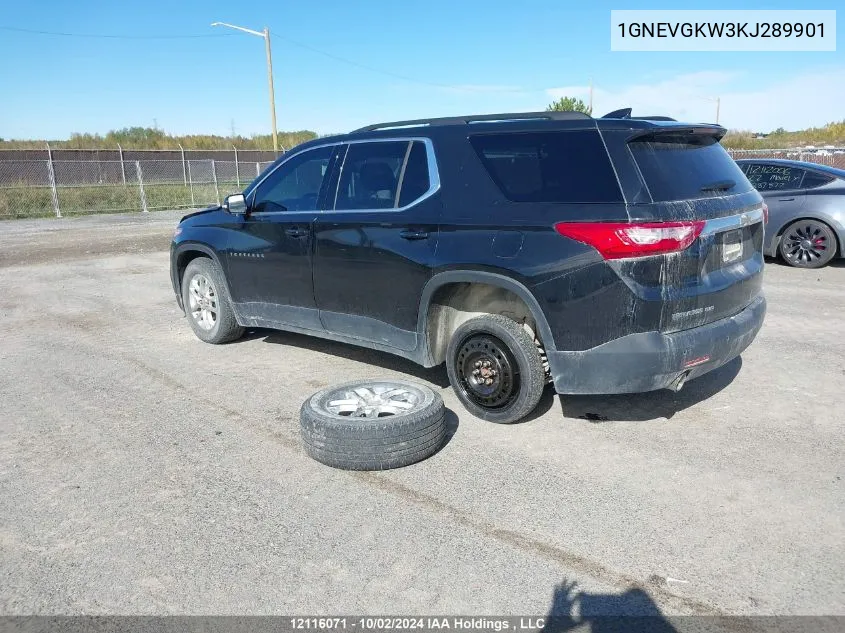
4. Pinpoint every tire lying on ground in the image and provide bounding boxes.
[300,379,446,470]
